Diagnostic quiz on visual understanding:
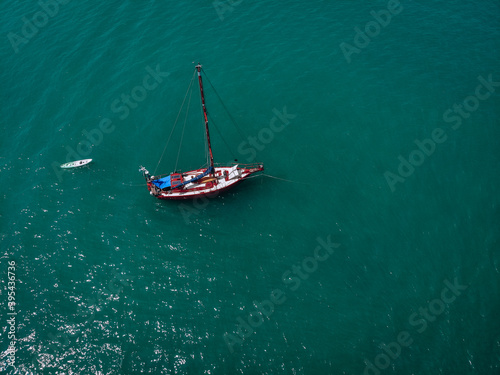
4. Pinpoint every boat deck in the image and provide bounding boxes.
[148,164,263,200]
